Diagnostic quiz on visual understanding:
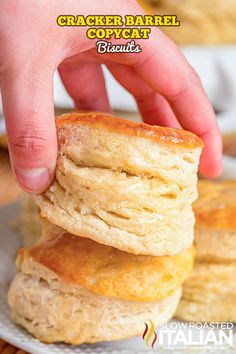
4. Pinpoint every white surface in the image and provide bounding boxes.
[53,46,236,113]
[0,46,236,115]
[0,203,236,354]
[1,45,236,145]
[53,66,137,112]
[181,46,236,113]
